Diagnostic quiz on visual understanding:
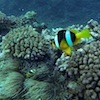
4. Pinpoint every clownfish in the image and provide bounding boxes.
[52,29,91,55]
